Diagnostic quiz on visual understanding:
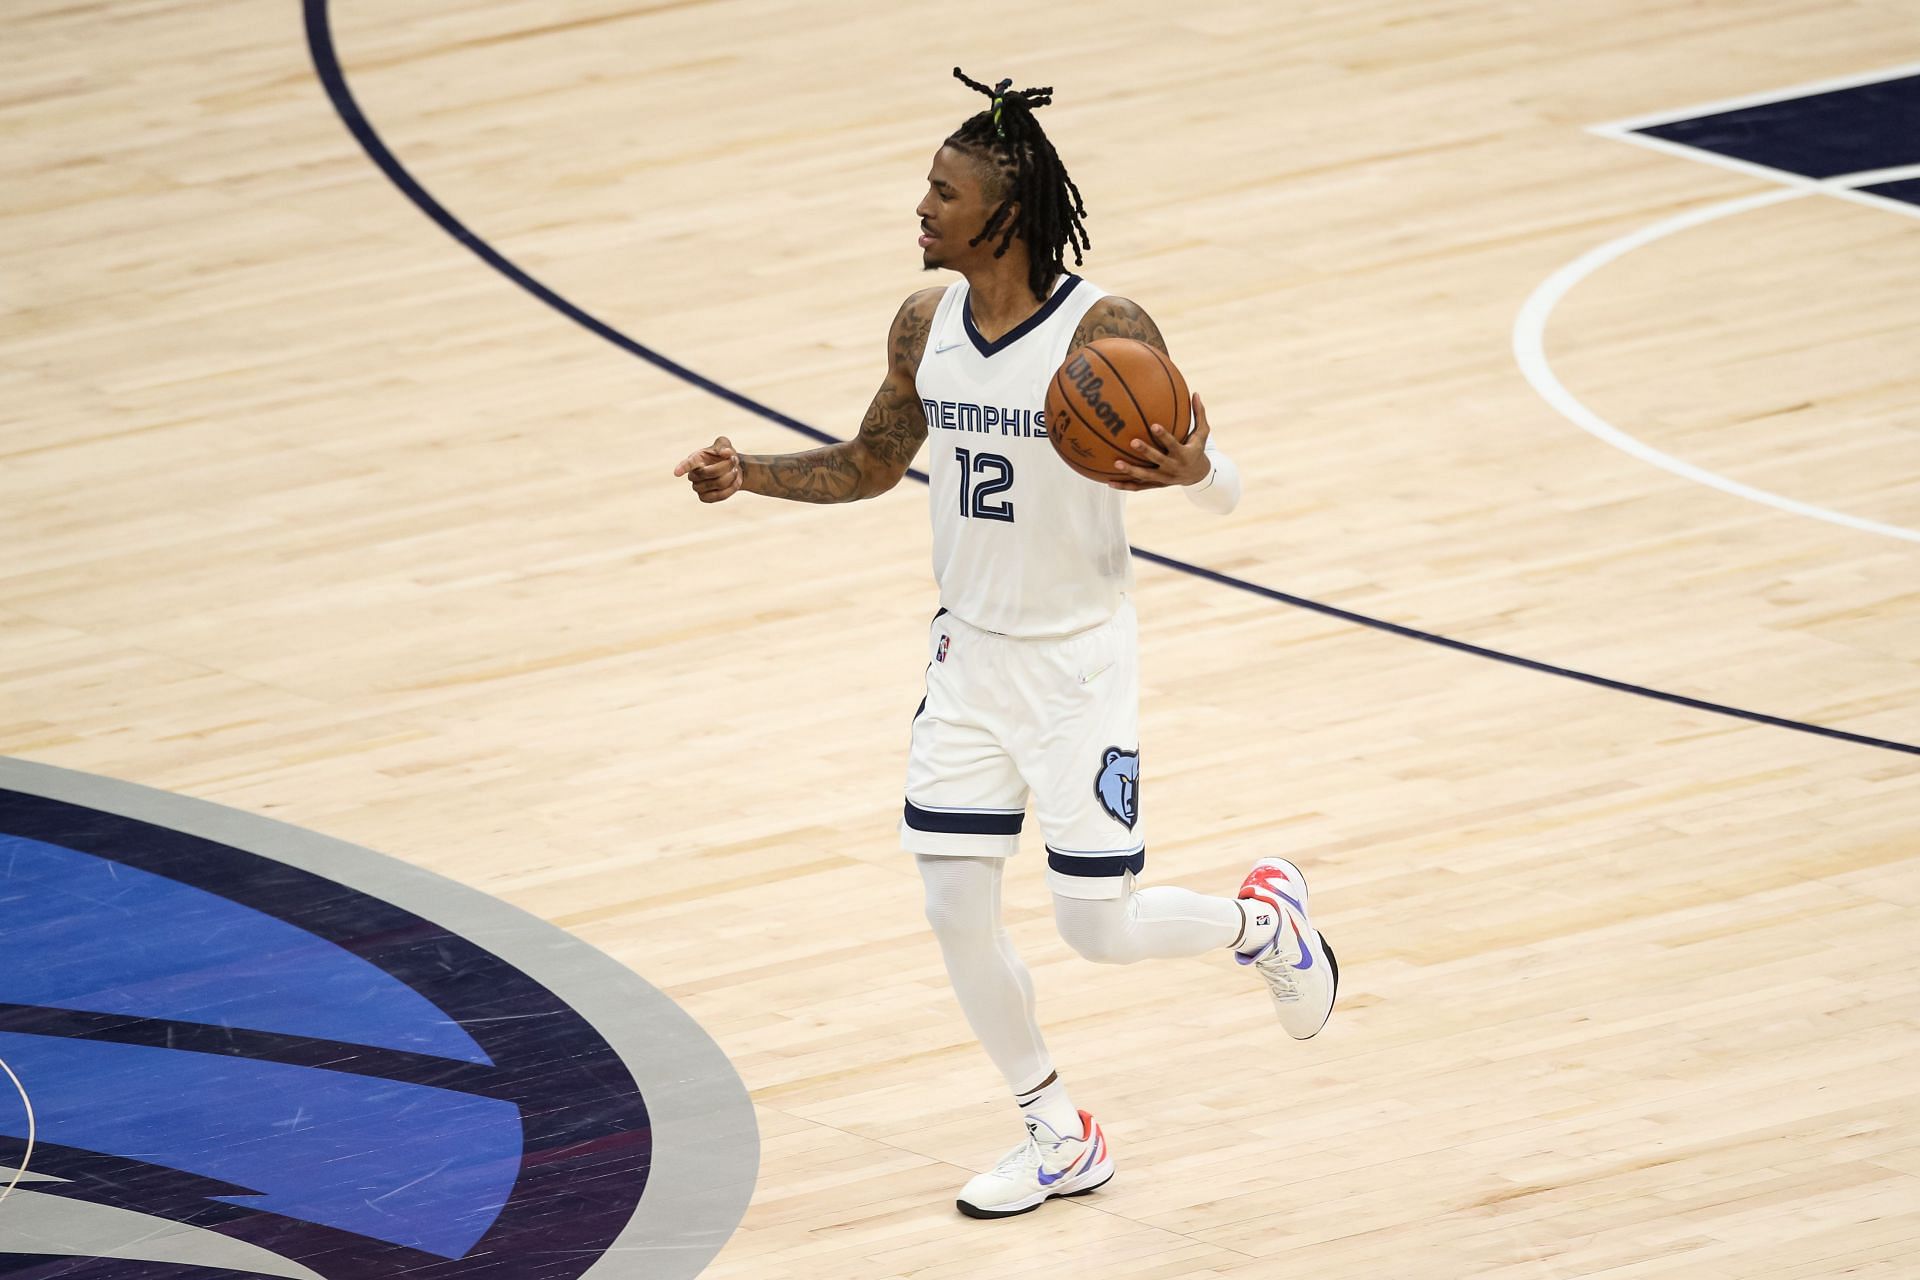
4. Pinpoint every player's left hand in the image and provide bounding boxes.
[1105,392,1213,491]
